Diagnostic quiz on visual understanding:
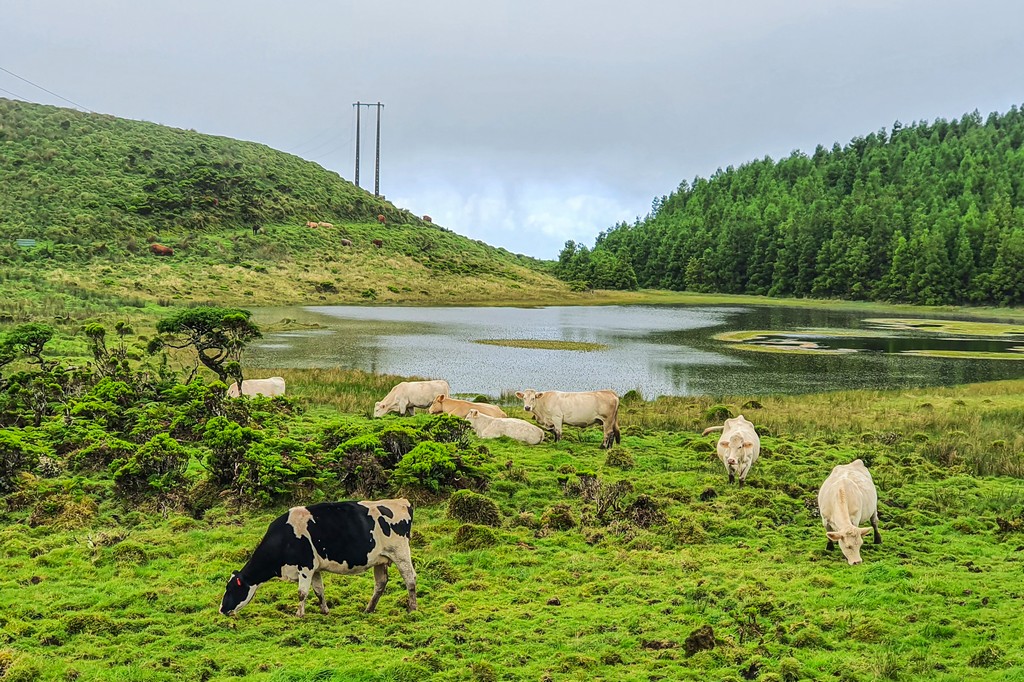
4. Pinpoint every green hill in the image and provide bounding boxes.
[0,98,575,317]
[562,104,1024,307]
